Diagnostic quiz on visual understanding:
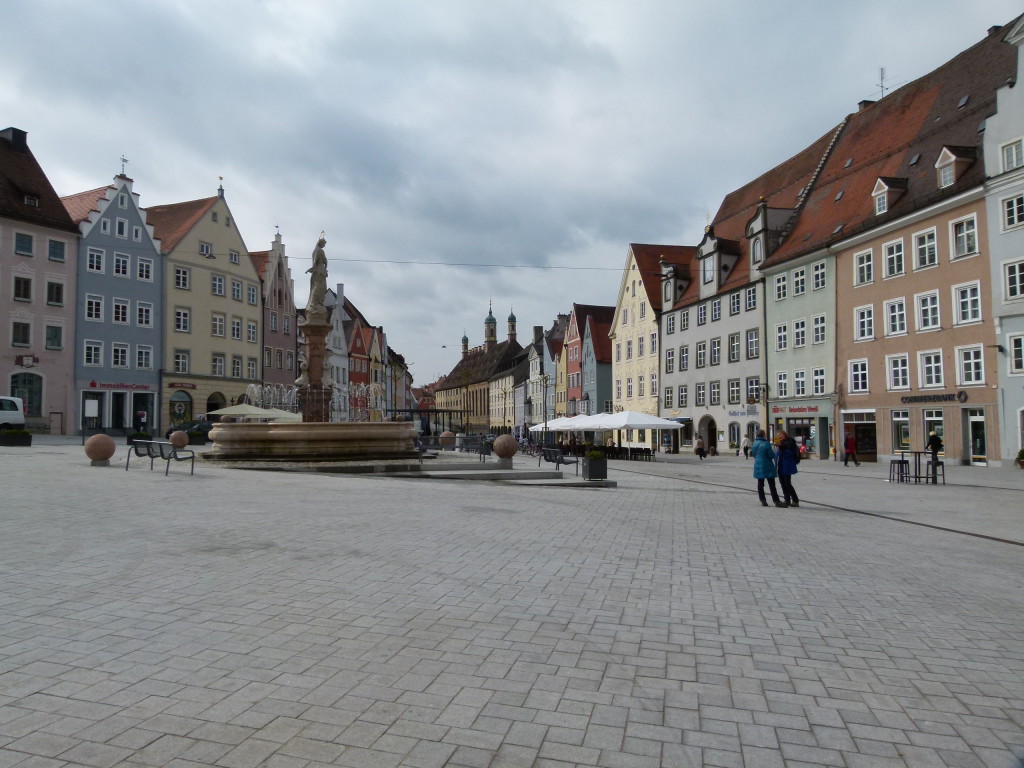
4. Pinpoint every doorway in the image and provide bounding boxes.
[966,408,987,466]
